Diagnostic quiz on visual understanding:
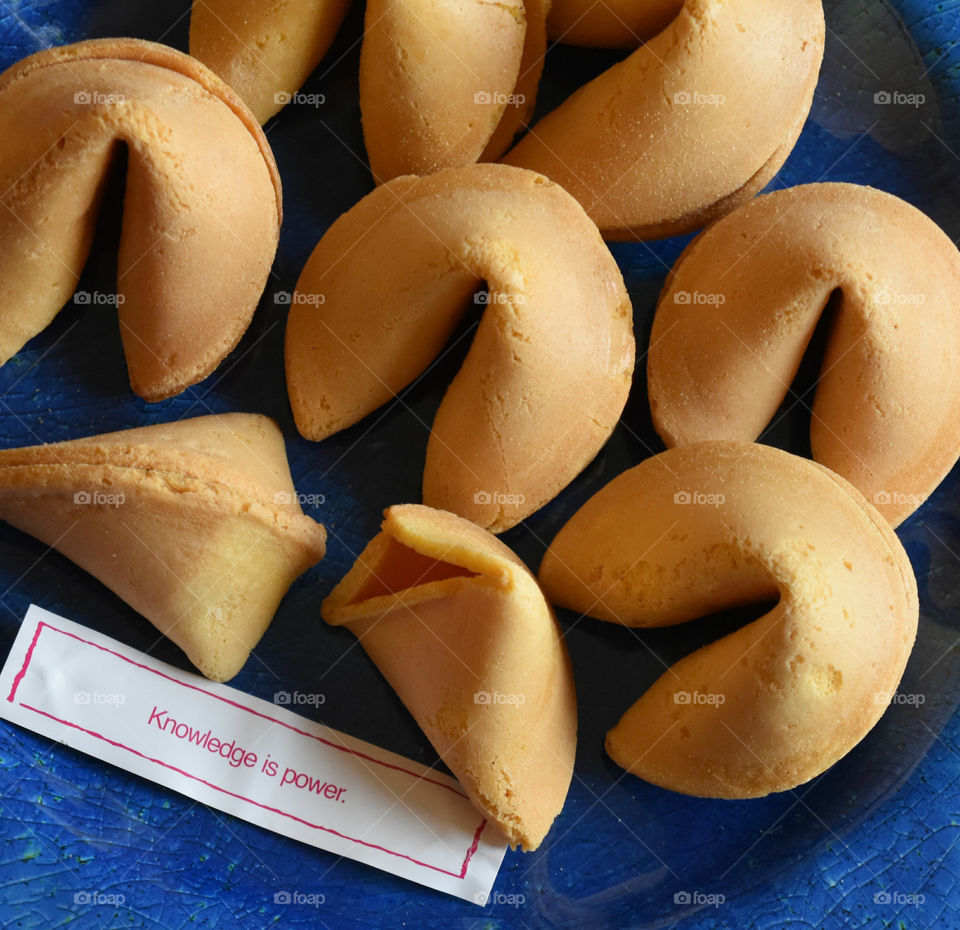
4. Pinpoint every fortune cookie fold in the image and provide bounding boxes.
[647,182,960,525]
[540,442,918,798]
[285,164,635,533]
[504,0,825,239]
[322,504,577,850]
[0,38,281,401]
[192,0,546,171]
[0,414,326,682]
